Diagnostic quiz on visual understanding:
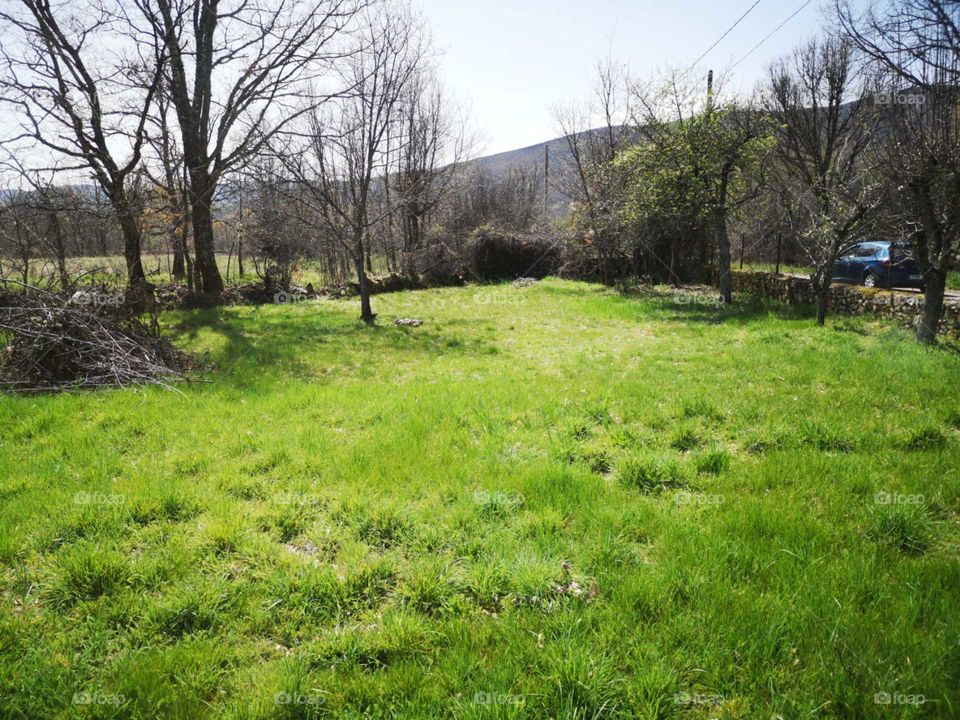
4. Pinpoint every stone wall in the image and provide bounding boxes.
[731,271,960,337]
